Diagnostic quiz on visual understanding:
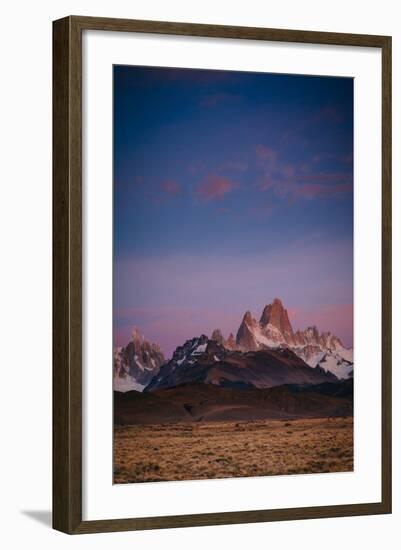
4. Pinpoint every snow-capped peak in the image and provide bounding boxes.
[235,298,353,379]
